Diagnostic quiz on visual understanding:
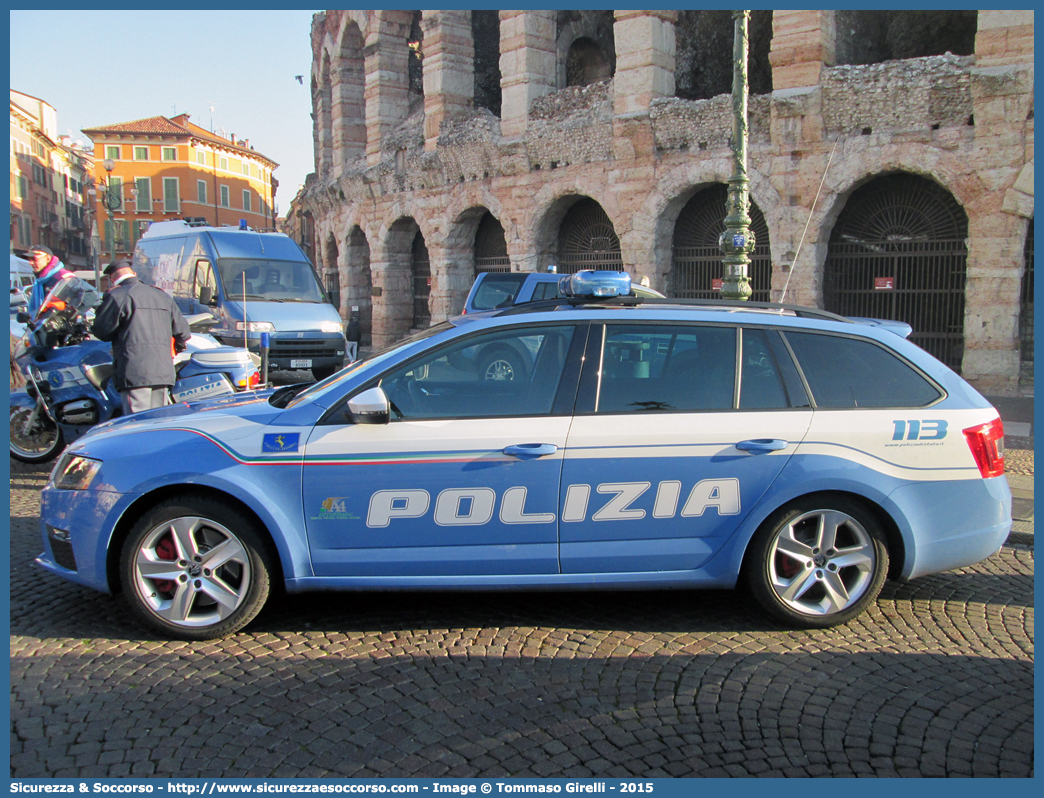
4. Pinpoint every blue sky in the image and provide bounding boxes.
[10,9,320,213]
